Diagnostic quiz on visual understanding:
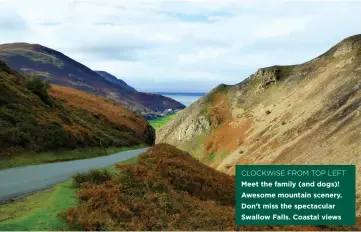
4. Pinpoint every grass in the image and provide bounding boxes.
[0,156,139,231]
[148,113,176,130]
[0,179,76,231]
[208,152,216,162]
[0,145,145,170]
[207,152,228,163]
